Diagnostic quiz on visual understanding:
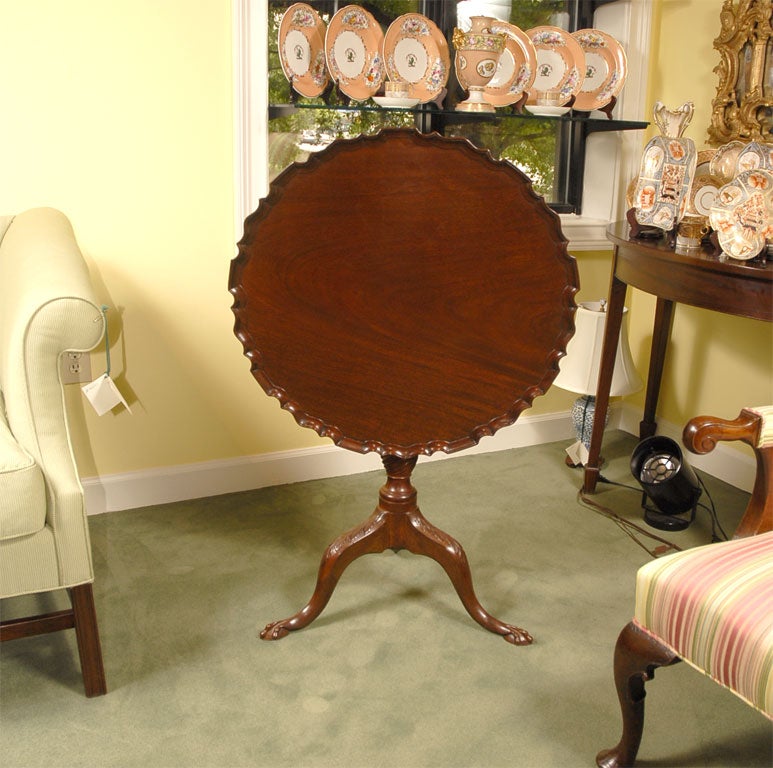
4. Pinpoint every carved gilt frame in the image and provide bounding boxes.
[708,0,773,145]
